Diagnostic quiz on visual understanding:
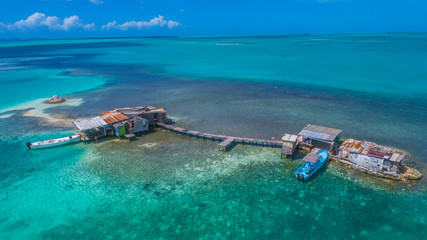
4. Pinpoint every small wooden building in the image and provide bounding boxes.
[115,106,167,125]
[100,111,129,136]
[113,123,126,137]
[73,117,108,141]
[73,109,150,141]
[128,116,149,134]
[337,139,403,176]
[281,134,298,158]
[298,124,342,151]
